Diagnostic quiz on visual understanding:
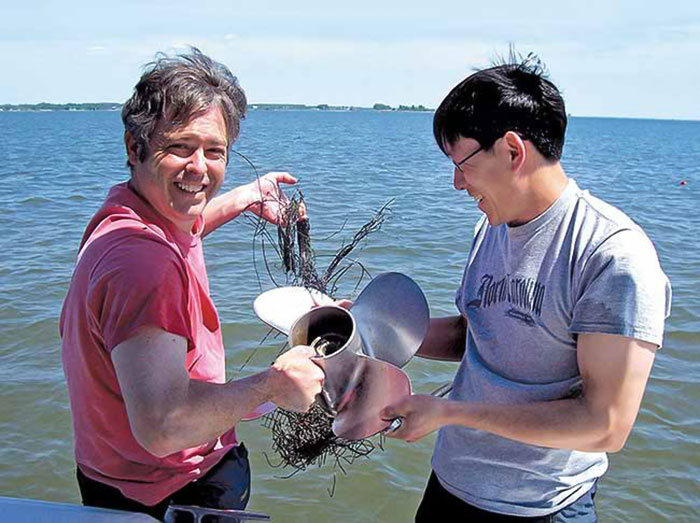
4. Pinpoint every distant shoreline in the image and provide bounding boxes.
[2,104,697,122]
[0,103,122,112]
[0,102,433,113]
